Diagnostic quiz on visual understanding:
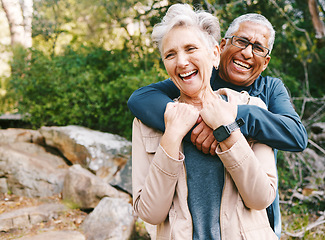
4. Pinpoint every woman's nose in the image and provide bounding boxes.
[176,53,189,67]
